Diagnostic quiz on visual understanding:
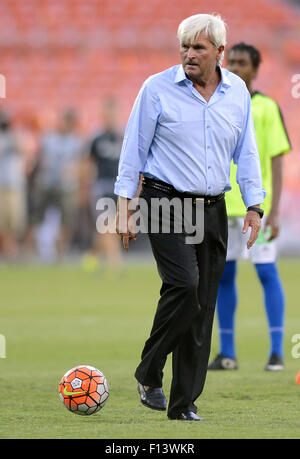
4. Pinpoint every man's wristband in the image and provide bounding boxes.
[247,206,264,219]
